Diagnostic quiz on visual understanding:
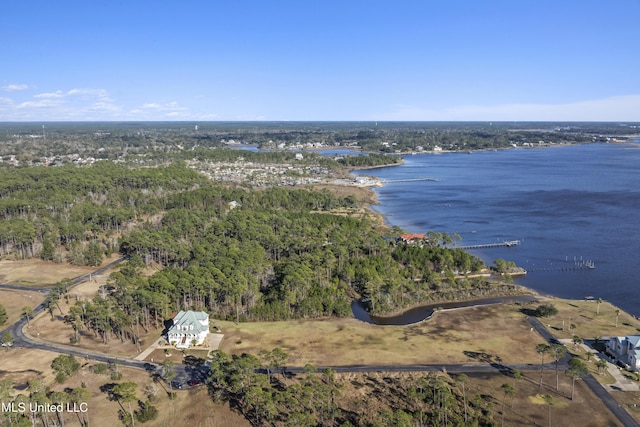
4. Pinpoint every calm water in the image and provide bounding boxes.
[356,143,640,316]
